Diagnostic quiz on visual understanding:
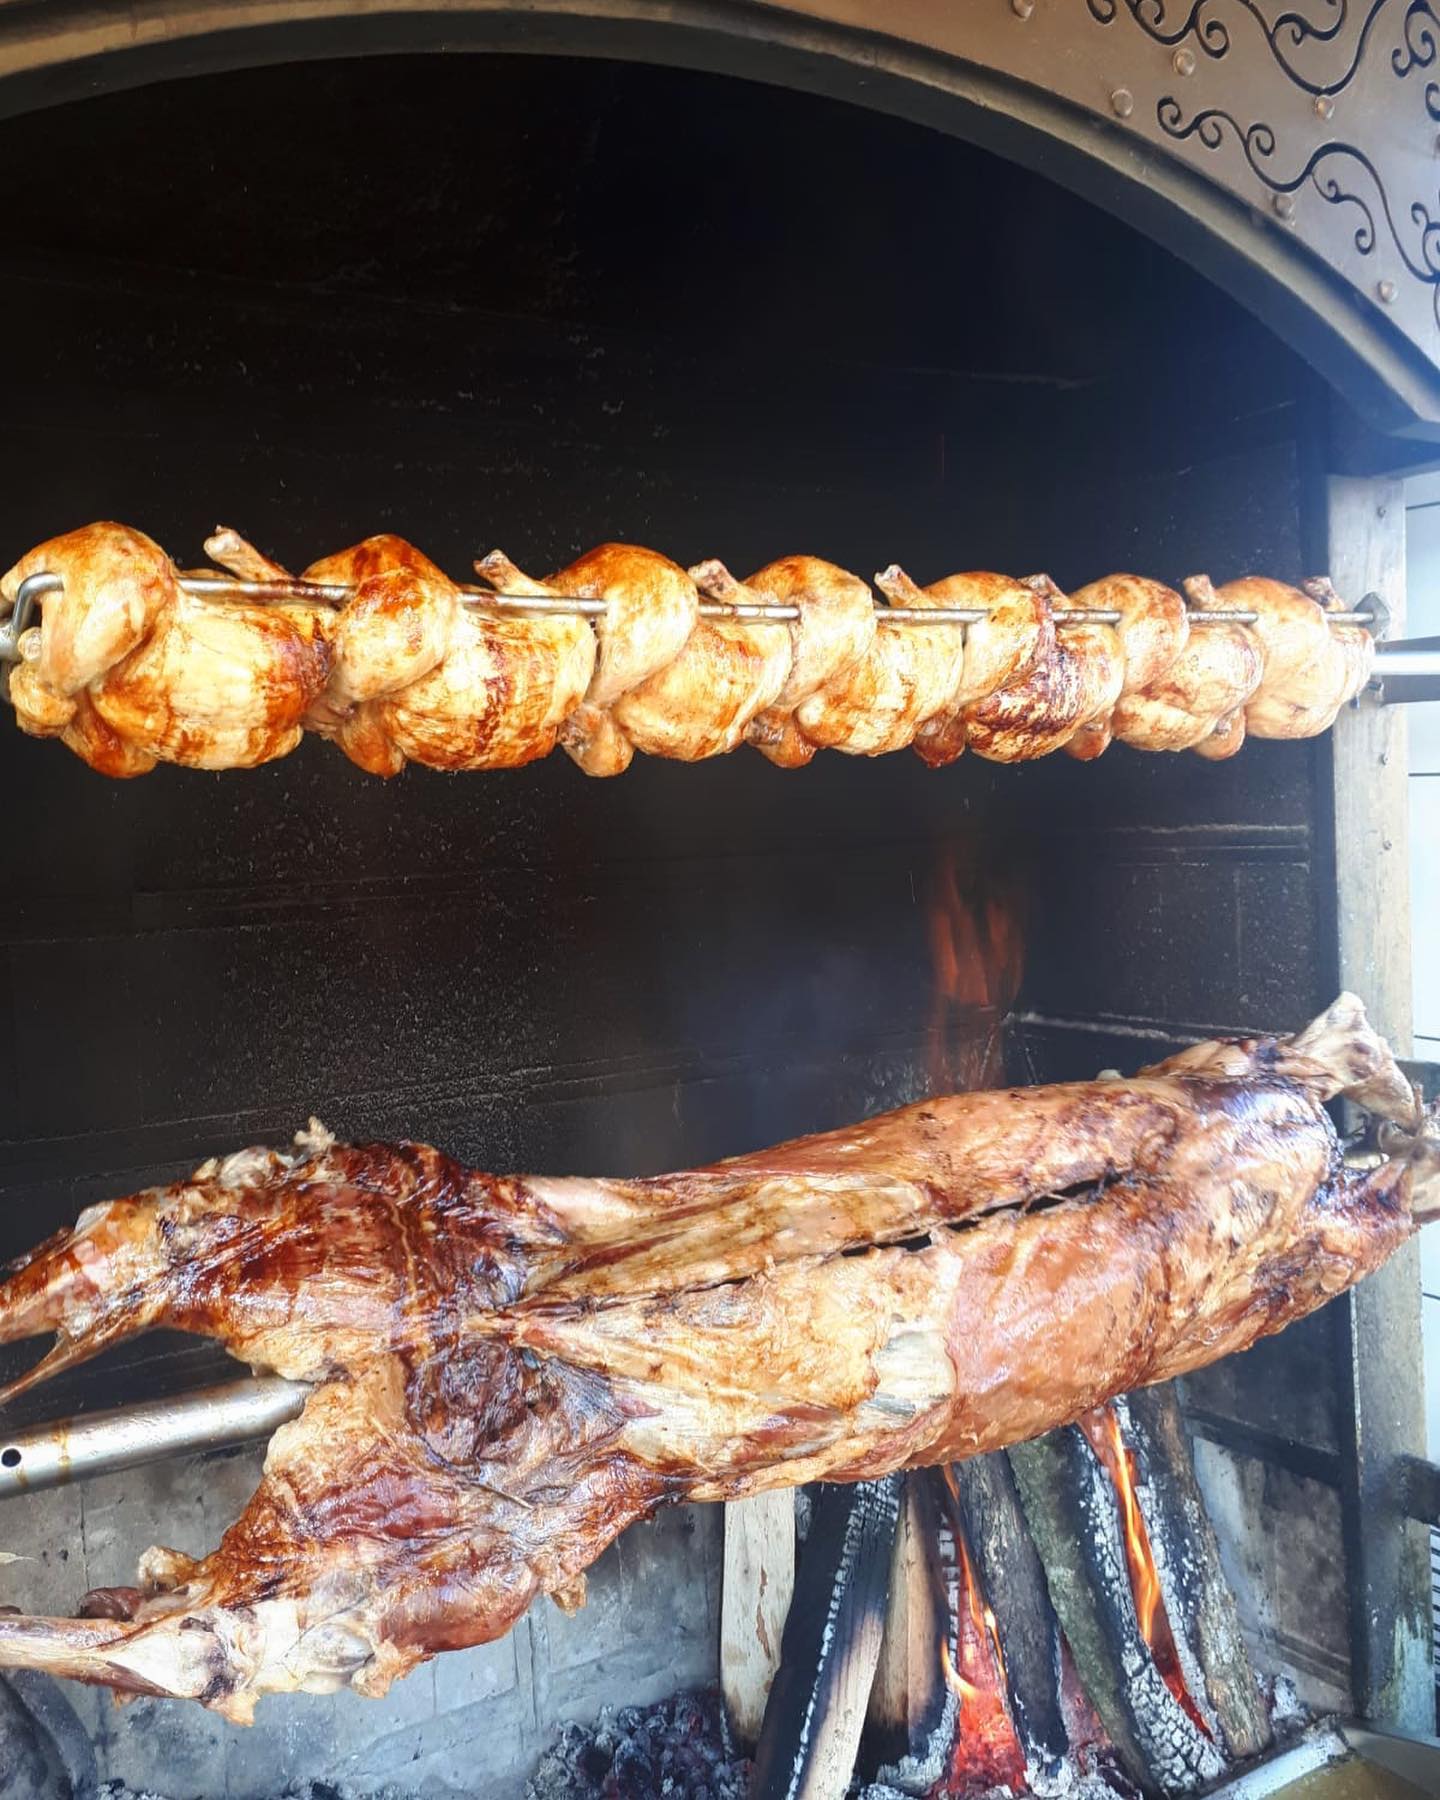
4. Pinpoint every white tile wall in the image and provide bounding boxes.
[1402,487,1440,776]
[1405,476,1440,1458]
